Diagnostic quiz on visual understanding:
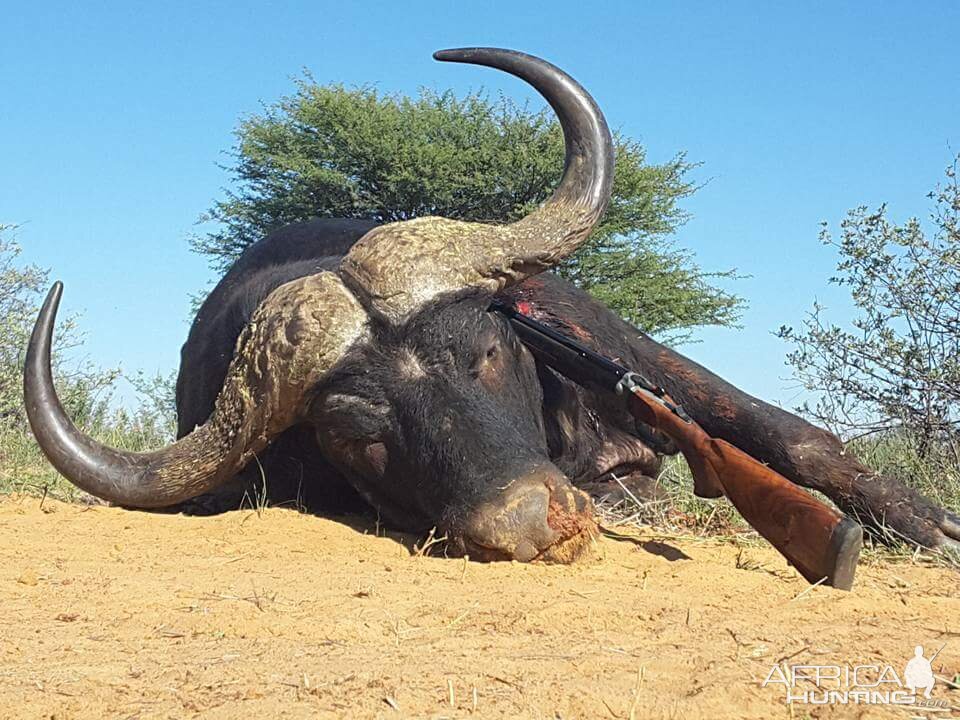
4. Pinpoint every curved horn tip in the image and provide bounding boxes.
[433,47,526,64]
[342,46,613,319]
[47,280,64,305]
[35,281,64,338]
[433,48,473,61]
